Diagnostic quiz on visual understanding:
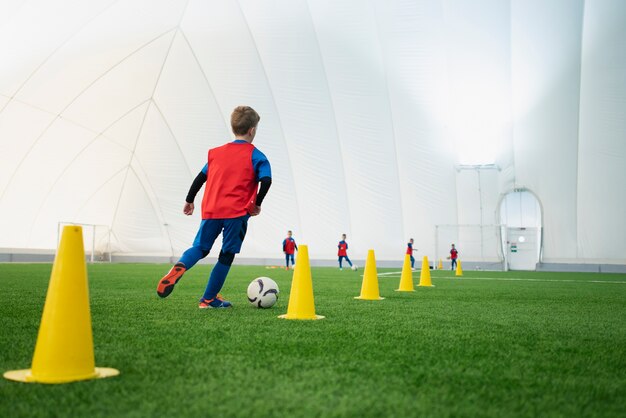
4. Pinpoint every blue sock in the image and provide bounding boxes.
[202,261,231,300]
[179,247,206,269]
